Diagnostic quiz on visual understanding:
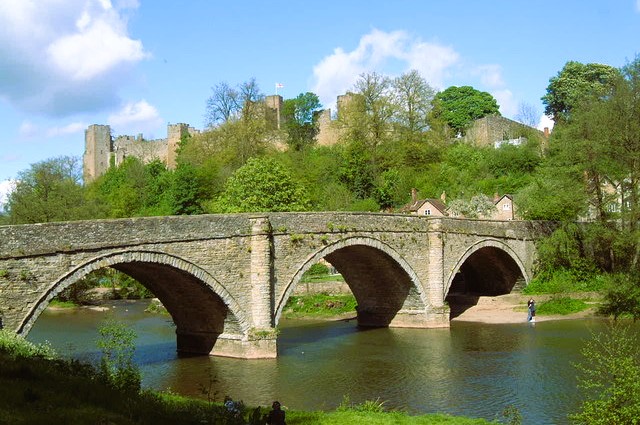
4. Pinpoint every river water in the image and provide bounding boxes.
[27,299,619,424]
